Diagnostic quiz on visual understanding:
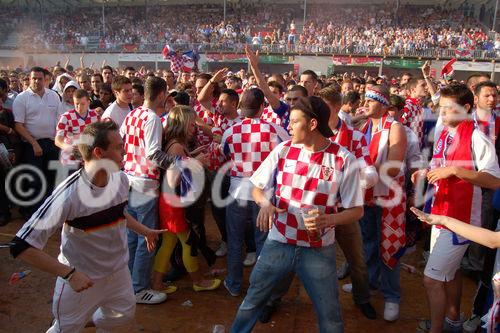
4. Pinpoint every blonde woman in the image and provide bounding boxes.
[151,105,220,293]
